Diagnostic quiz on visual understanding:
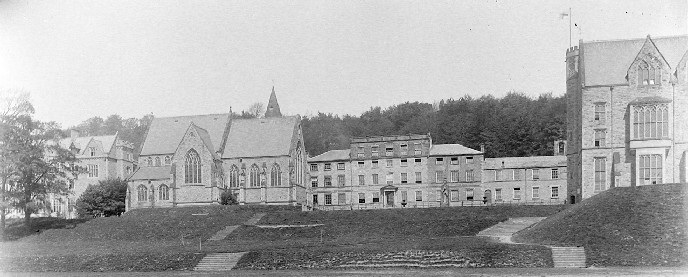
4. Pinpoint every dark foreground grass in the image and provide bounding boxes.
[512,183,688,267]
[1,204,563,271]
[3,217,91,241]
